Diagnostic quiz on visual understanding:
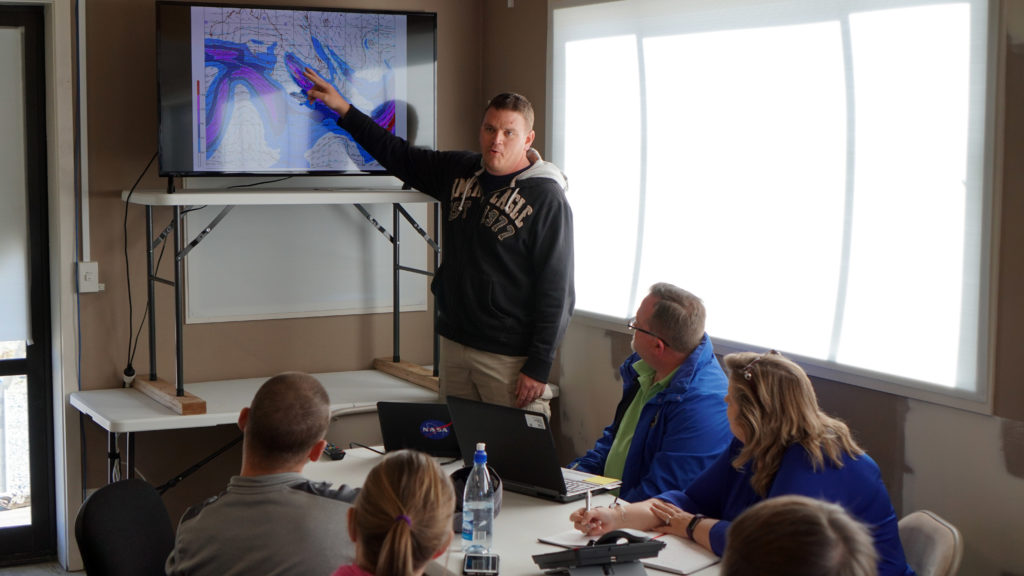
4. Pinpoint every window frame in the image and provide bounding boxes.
[548,0,1000,415]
